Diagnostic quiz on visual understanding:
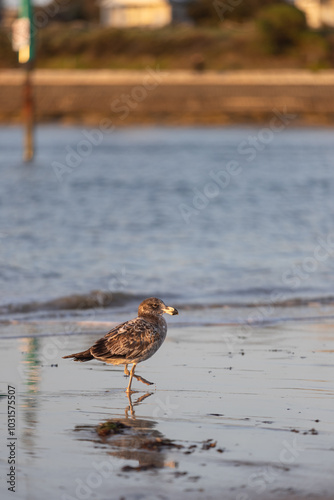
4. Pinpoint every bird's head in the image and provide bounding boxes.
[138,297,178,318]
